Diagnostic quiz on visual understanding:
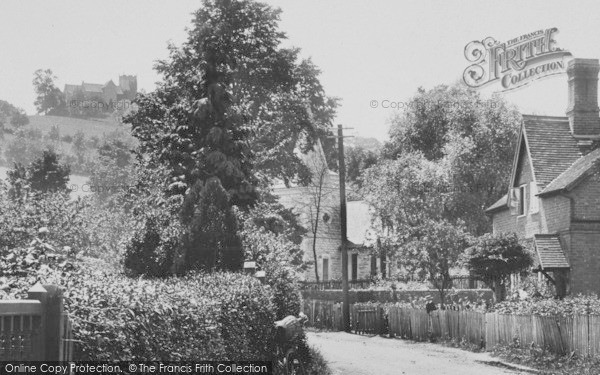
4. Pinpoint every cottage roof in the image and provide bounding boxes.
[522,115,582,188]
[533,234,569,270]
[540,148,600,196]
[82,83,104,93]
[486,115,588,212]
[64,84,79,94]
